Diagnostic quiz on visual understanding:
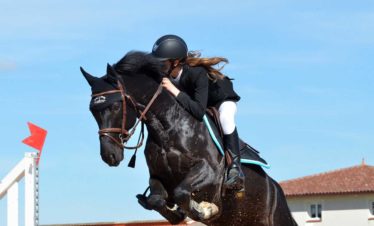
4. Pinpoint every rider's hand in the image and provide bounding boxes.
[162,78,180,97]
